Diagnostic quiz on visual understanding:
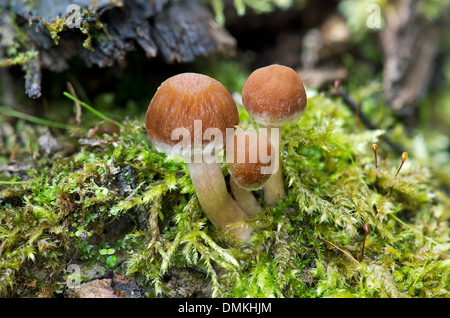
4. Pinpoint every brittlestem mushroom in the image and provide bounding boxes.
[226,128,275,216]
[241,64,307,205]
[145,73,251,240]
